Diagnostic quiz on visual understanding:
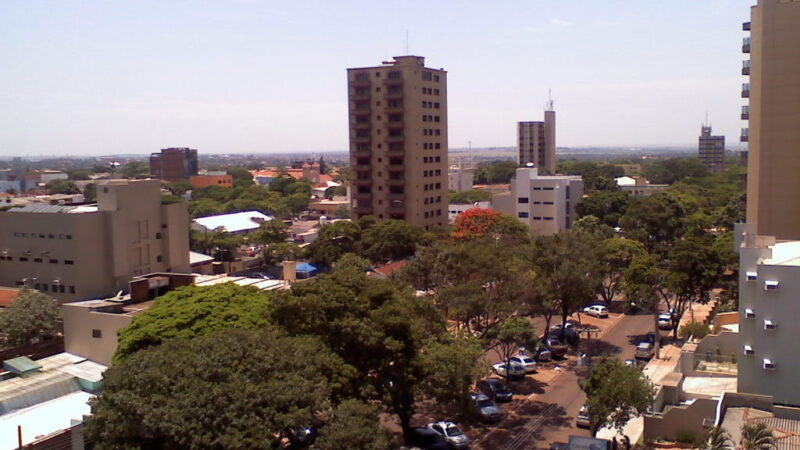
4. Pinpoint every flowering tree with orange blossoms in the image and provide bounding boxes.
[451,208,528,240]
